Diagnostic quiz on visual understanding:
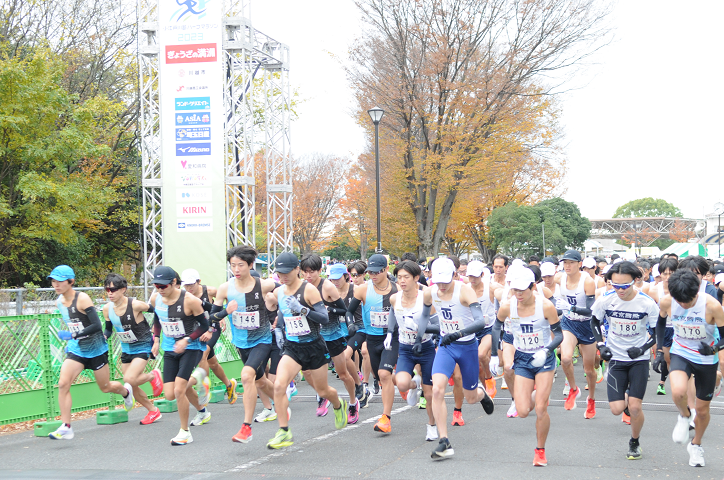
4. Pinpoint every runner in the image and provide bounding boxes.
[493,267,562,466]
[102,273,164,425]
[424,258,494,459]
[493,262,521,417]
[582,257,605,289]
[180,269,238,407]
[590,261,660,460]
[347,254,398,433]
[468,260,500,398]
[384,260,438,440]
[148,265,210,445]
[300,256,360,424]
[653,269,724,467]
[556,250,598,418]
[492,254,509,286]
[265,252,347,449]
[48,265,134,440]
[348,261,374,400]
[649,257,678,395]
